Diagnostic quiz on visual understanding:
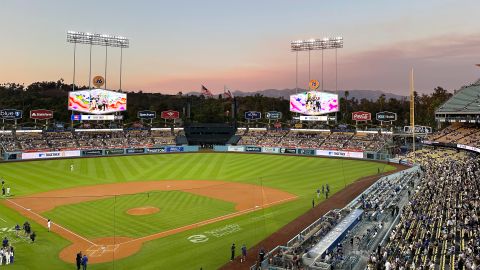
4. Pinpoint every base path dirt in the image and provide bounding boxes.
[220,163,408,270]
[126,206,160,216]
[2,180,297,264]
